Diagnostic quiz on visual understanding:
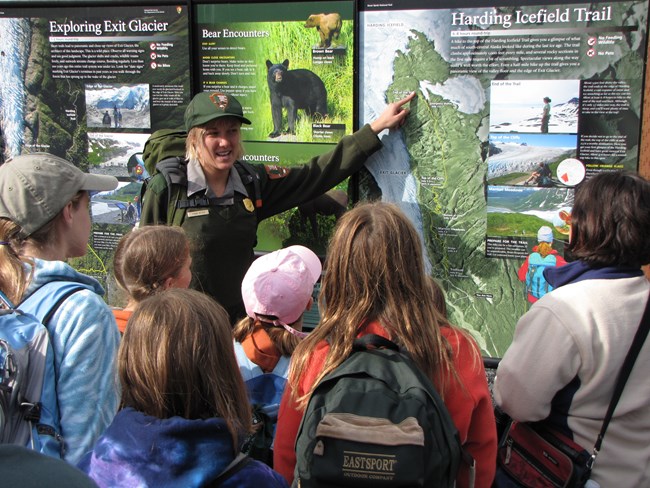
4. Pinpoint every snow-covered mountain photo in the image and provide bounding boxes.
[488,133,577,184]
[85,83,151,129]
[489,79,580,134]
